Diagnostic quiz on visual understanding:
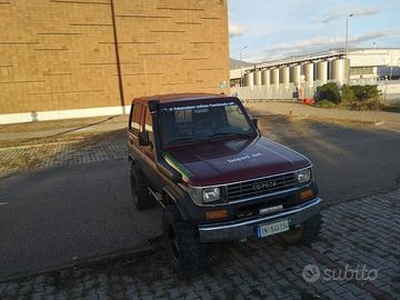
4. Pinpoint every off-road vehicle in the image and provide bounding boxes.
[128,93,322,275]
